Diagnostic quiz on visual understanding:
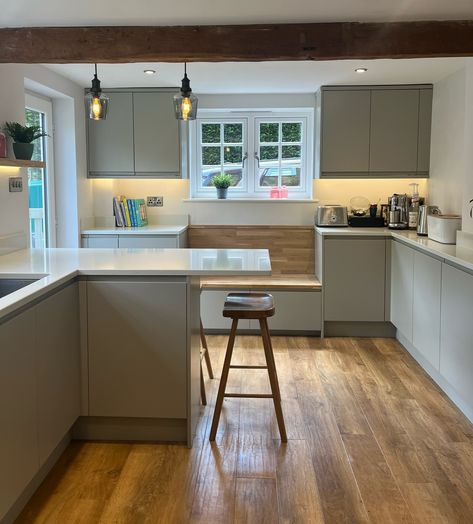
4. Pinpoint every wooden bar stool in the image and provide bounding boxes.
[209,292,287,442]
[200,319,214,406]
